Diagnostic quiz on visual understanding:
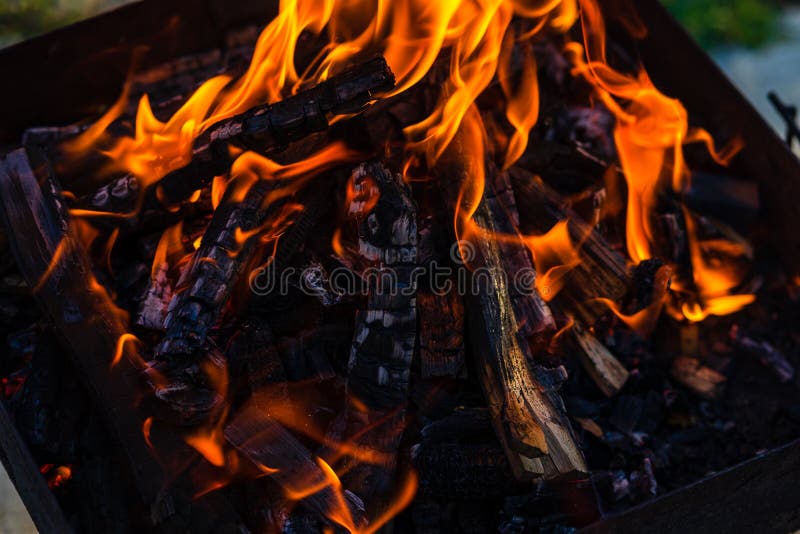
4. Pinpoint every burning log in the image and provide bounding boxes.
[74,57,396,220]
[417,217,465,378]
[225,398,367,531]
[570,322,629,397]
[141,59,396,424]
[437,128,585,481]
[509,167,630,326]
[147,178,279,425]
[0,148,172,511]
[333,161,418,505]
[486,163,557,338]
